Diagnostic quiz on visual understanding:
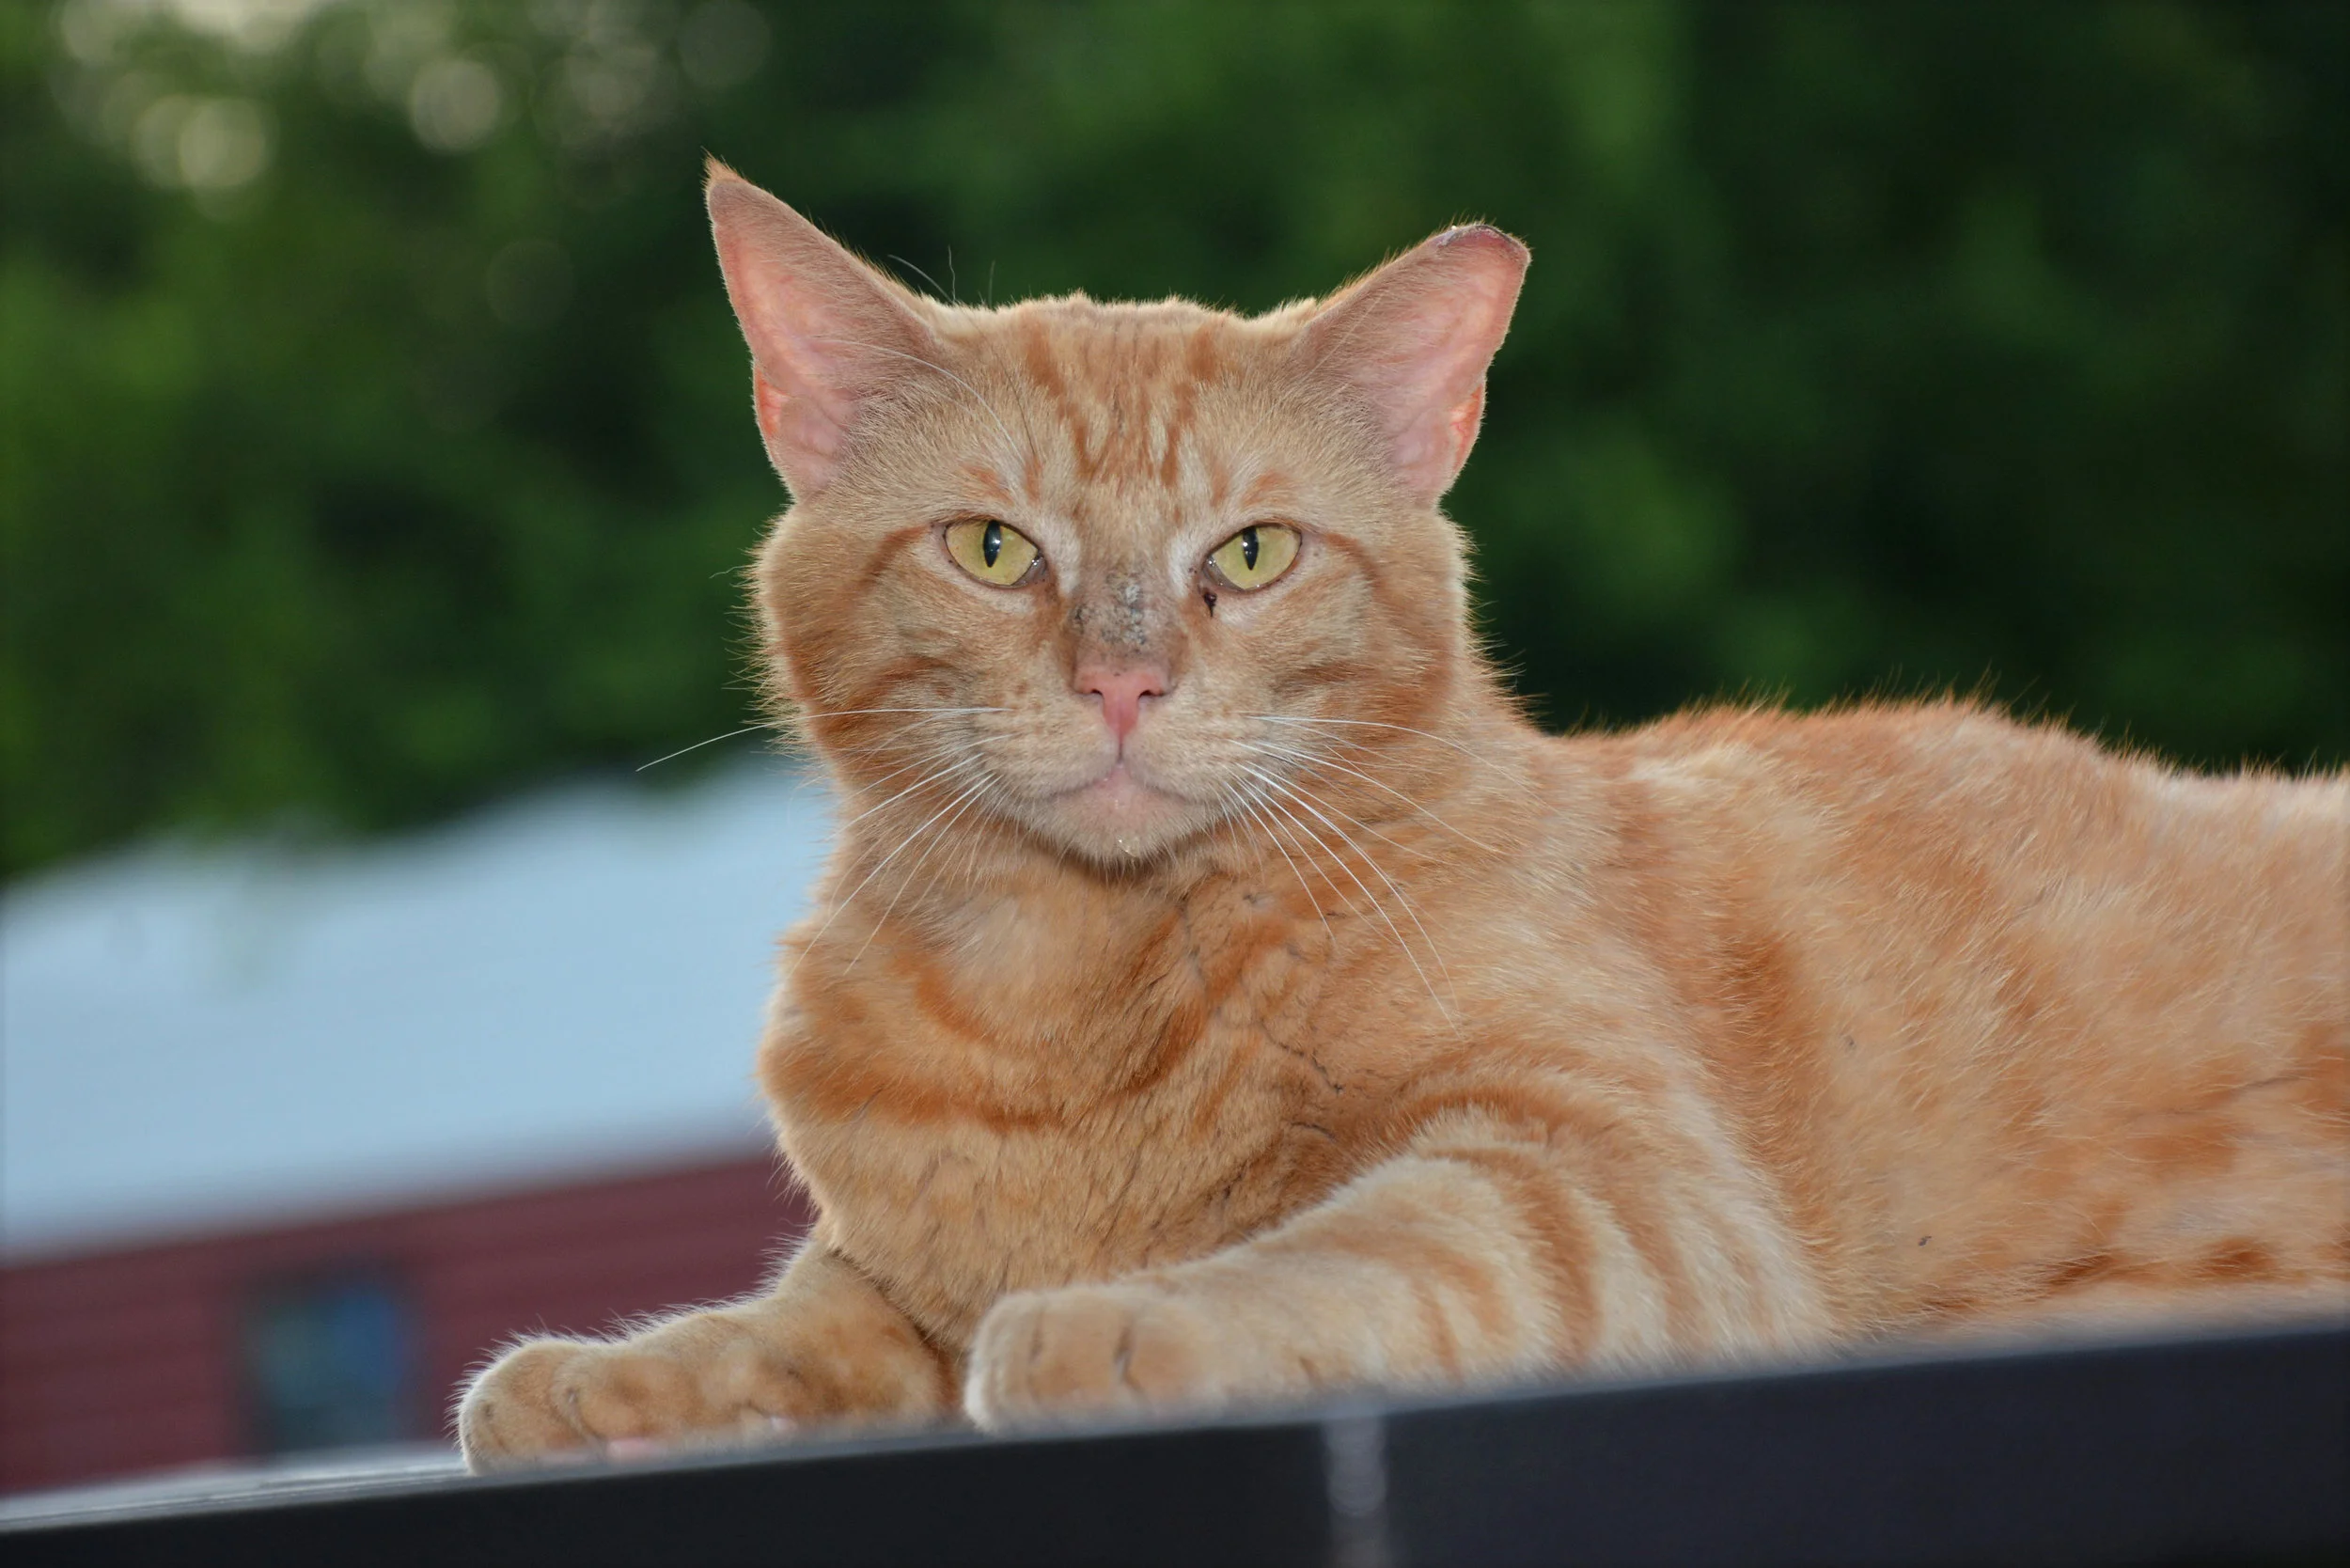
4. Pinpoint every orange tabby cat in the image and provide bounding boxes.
[457,163,2348,1466]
